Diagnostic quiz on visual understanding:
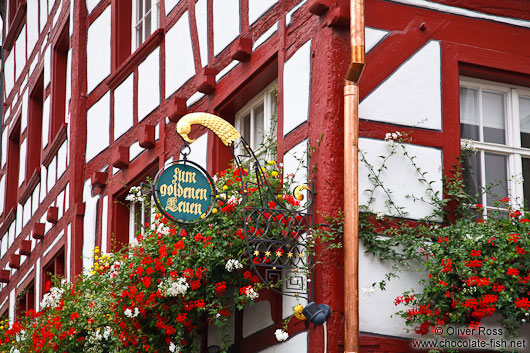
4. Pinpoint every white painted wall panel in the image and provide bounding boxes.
[35,258,41,311]
[47,156,57,192]
[130,141,143,160]
[257,331,307,353]
[57,141,67,178]
[165,0,181,16]
[82,180,99,270]
[165,12,196,98]
[358,138,443,220]
[40,166,47,202]
[101,195,108,254]
[4,52,14,97]
[57,190,64,219]
[18,139,27,186]
[286,0,306,26]
[138,47,160,121]
[15,26,26,79]
[21,91,28,133]
[249,0,277,26]
[283,40,311,136]
[27,0,39,55]
[66,49,72,119]
[16,204,23,236]
[365,27,388,53]
[40,0,47,31]
[242,300,274,337]
[359,242,425,337]
[1,129,6,168]
[195,0,208,67]
[42,97,50,148]
[1,235,6,259]
[86,92,110,161]
[0,177,4,216]
[180,133,207,169]
[86,0,102,14]
[32,183,39,216]
[23,197,31,227]
[86,7,111,93]
[44,46,51,87]
[9,290,15,325]
[253,22,278,50]
[113,74,134,140]
[213,0,239,56]
[359,40,442,130]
